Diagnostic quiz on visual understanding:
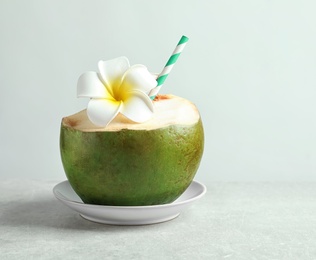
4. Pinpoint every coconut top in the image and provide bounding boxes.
[62,95,200,132]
